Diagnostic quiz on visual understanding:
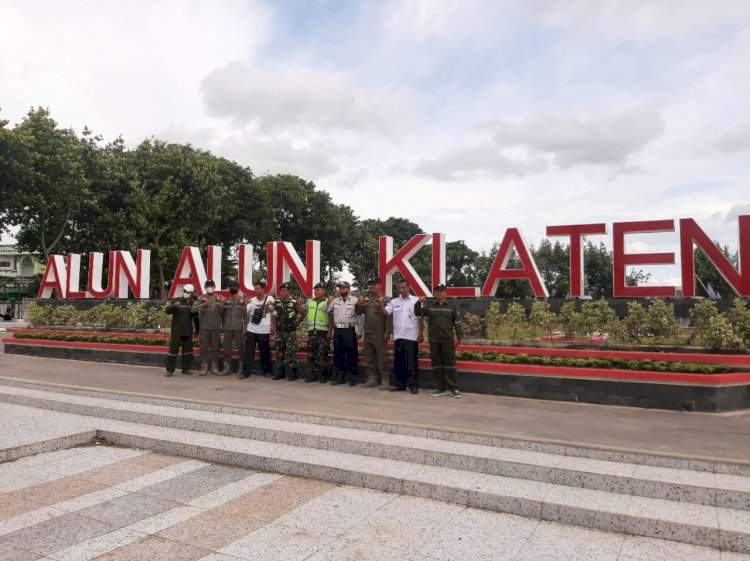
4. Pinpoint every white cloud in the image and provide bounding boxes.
[200,62,414,134]
[714,123,750,153]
